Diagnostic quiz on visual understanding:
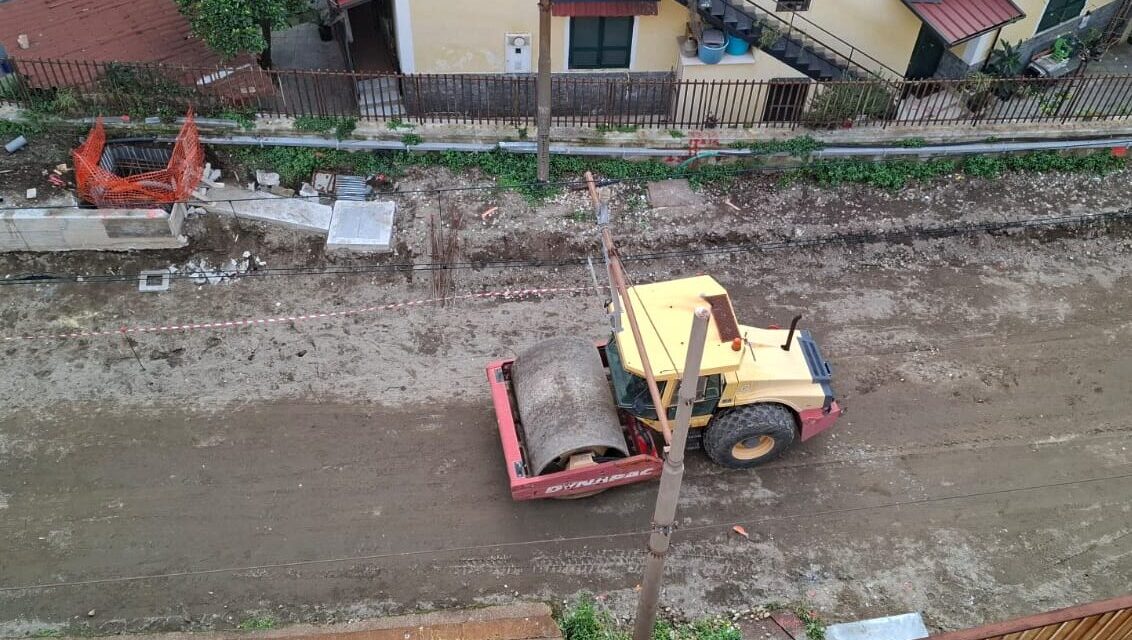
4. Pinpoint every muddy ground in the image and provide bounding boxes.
[0,158,1131,637]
